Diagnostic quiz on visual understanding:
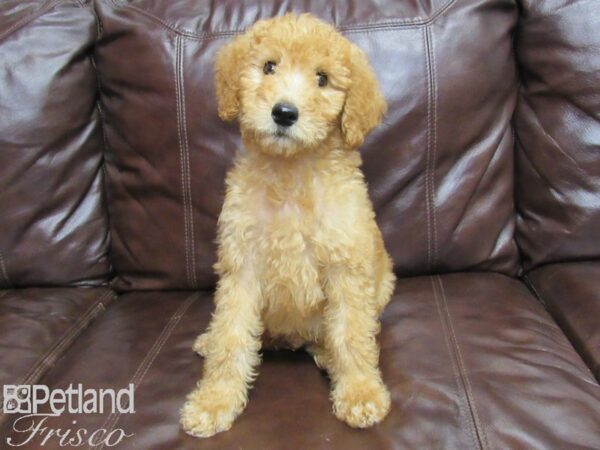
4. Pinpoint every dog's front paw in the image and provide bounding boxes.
[180,386,243,438]
[332,377,391,428]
